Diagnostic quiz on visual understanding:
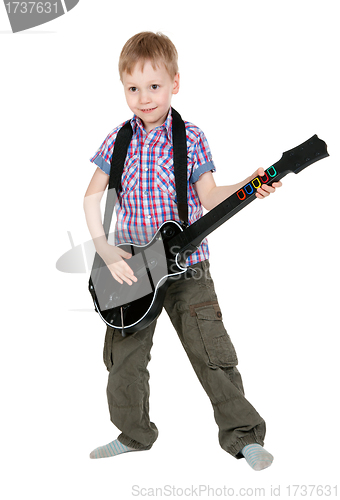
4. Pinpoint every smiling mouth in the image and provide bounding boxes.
[140,107,157,112]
